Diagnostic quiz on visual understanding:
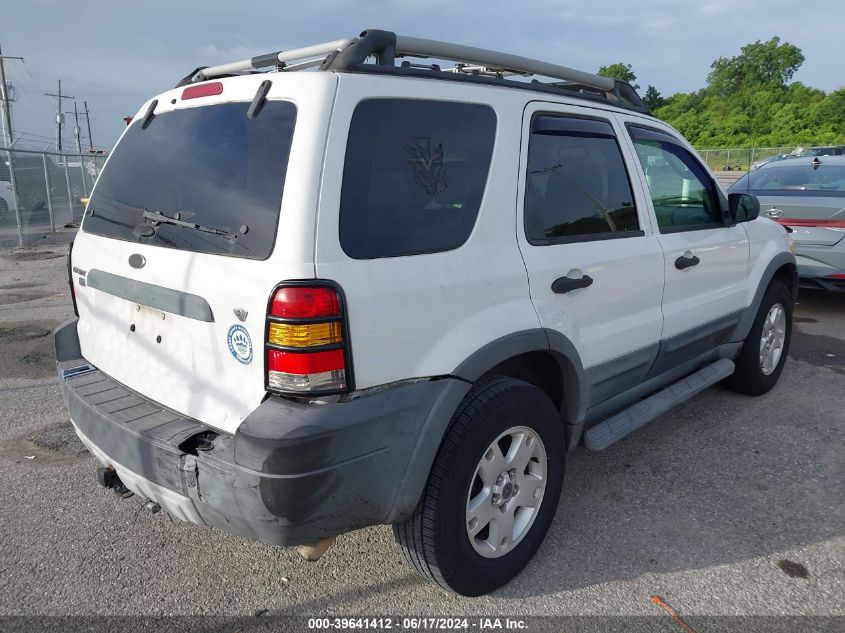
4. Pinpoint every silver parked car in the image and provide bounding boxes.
[731,156,845,292]
[750,152,796,171]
